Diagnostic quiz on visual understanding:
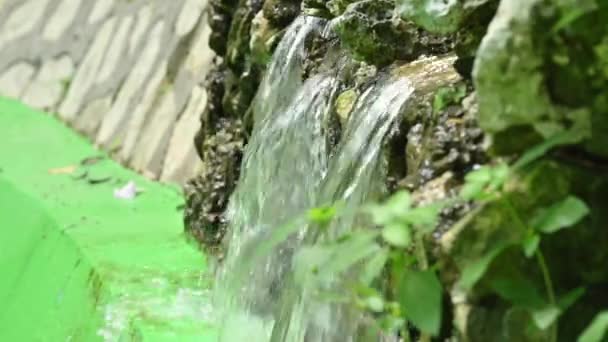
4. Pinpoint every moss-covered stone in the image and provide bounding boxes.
[263,0,302,26]
[332,0,417,66]
[473,0,608,157]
